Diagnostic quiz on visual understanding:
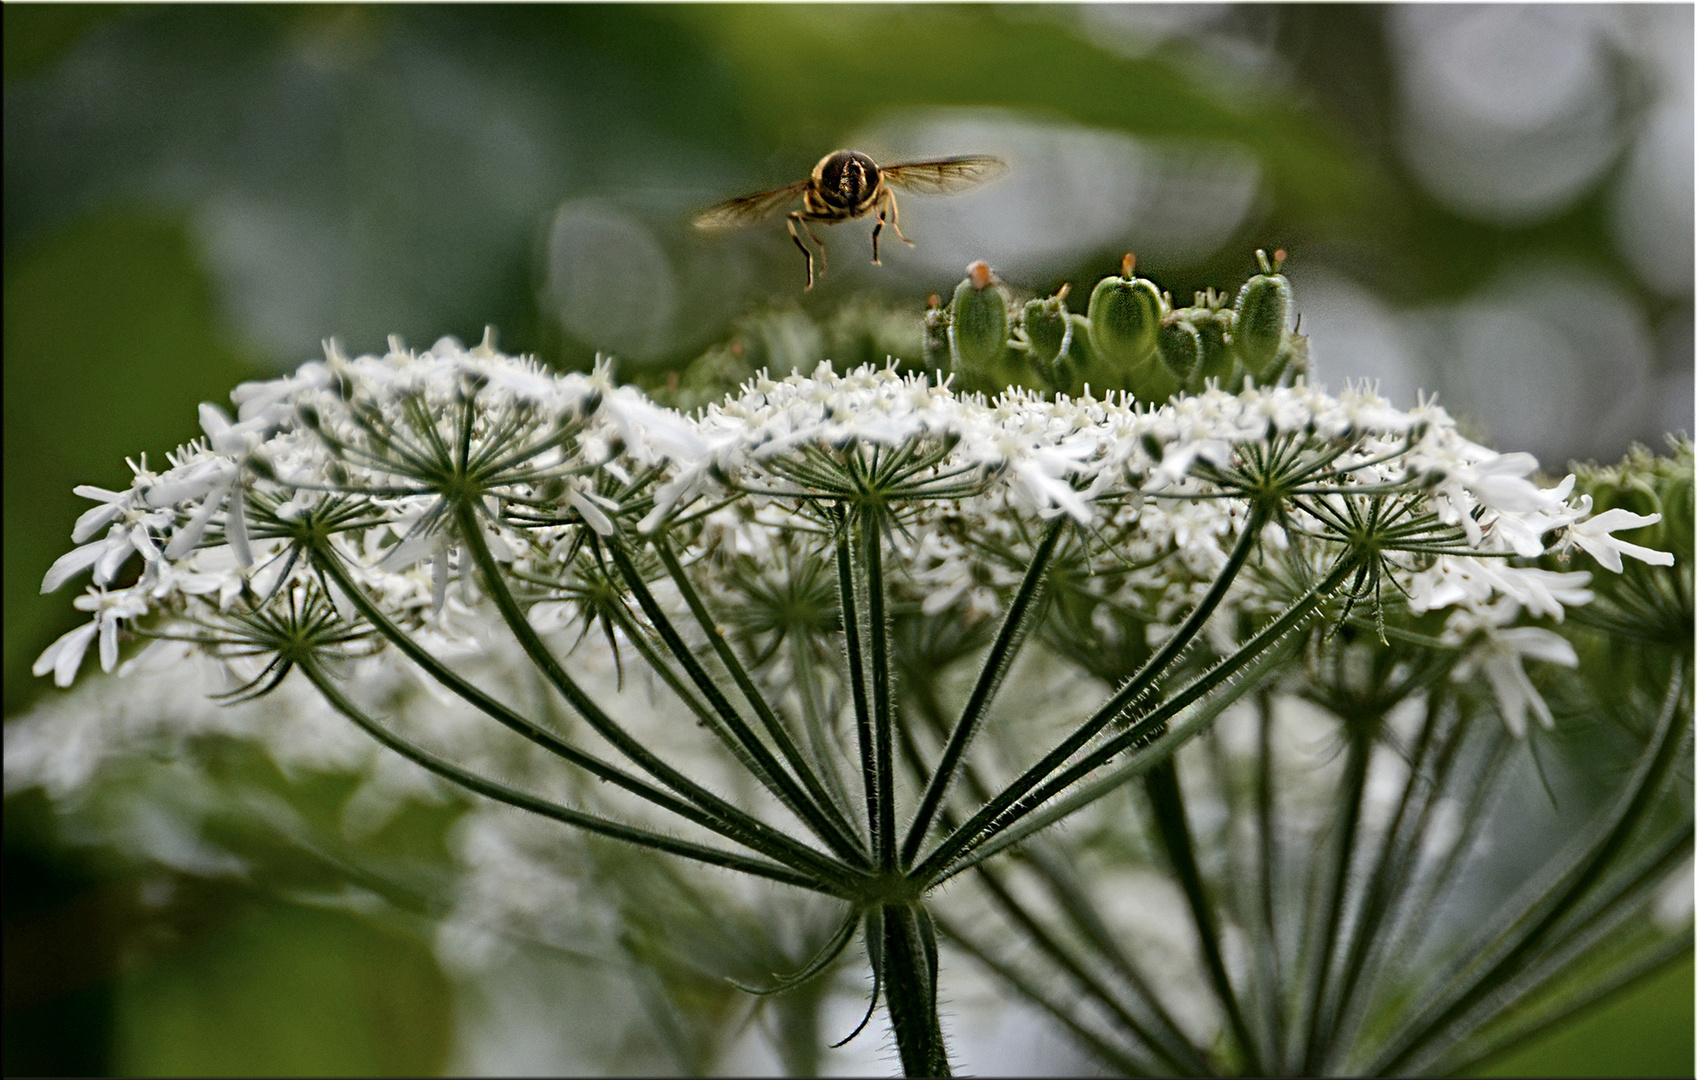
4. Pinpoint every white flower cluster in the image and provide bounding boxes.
[31,336,1669,741]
